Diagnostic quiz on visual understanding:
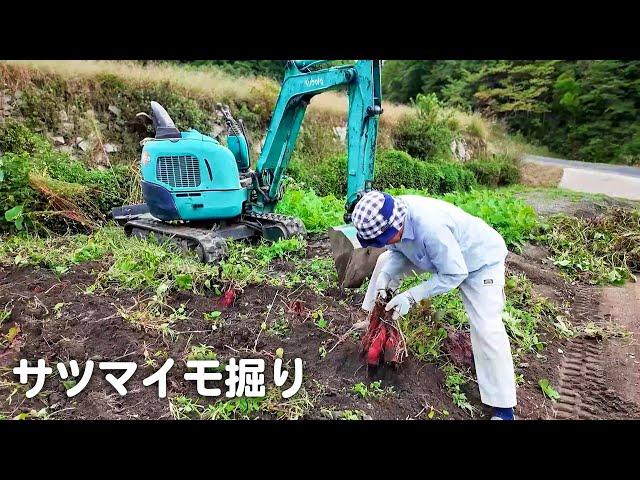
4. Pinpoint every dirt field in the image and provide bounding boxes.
[2,232,638,420]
